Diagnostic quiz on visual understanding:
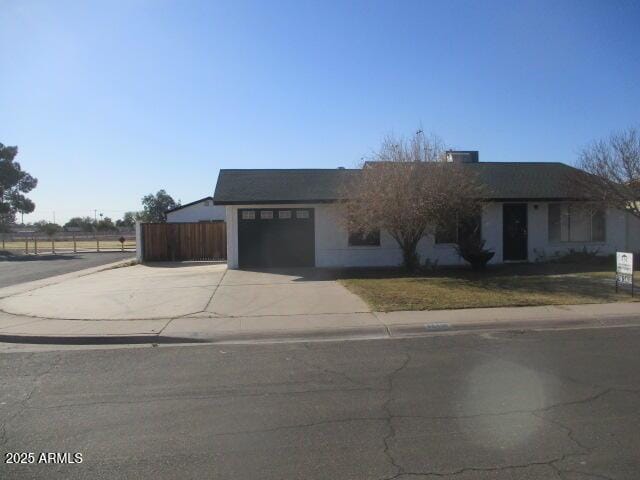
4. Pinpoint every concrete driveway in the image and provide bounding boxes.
[208,268,369,317]
[0,263,369,321]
